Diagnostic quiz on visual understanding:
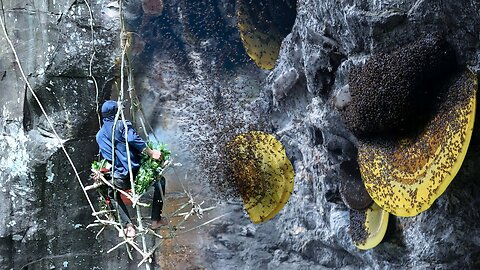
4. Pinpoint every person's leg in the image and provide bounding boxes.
[108,179,135,237]
[113,190,136,237]
[113,190,133,225]
[151,176,167,229]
